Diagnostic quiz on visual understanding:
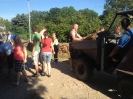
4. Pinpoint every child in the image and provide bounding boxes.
[13,35,29,86]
